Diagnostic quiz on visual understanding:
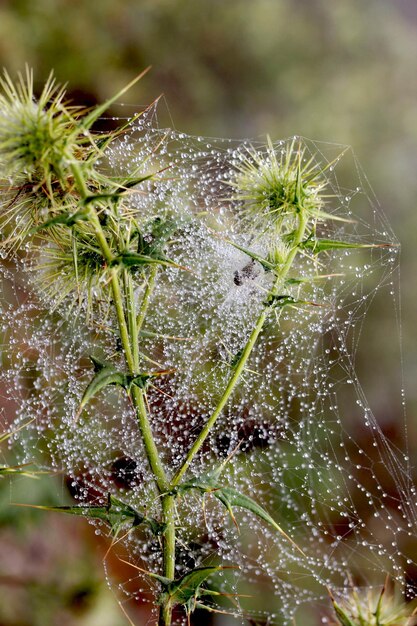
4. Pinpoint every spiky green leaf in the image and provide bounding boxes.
[80,177,155,205]
[224,239,276,271]
[331,601,358,626]
[82,193,125,205]
[165,566,224,605]
[177,476,304,555]
[300,238,387,253]
[264,294,320,309]
[27,494,162,535]
[34,209,90,232]
[213,487,304,554]
[78,359,174,414]
[78,359,128,413]
[130,369,174,391]
[176,472,218,495]
[110,252,179,270]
